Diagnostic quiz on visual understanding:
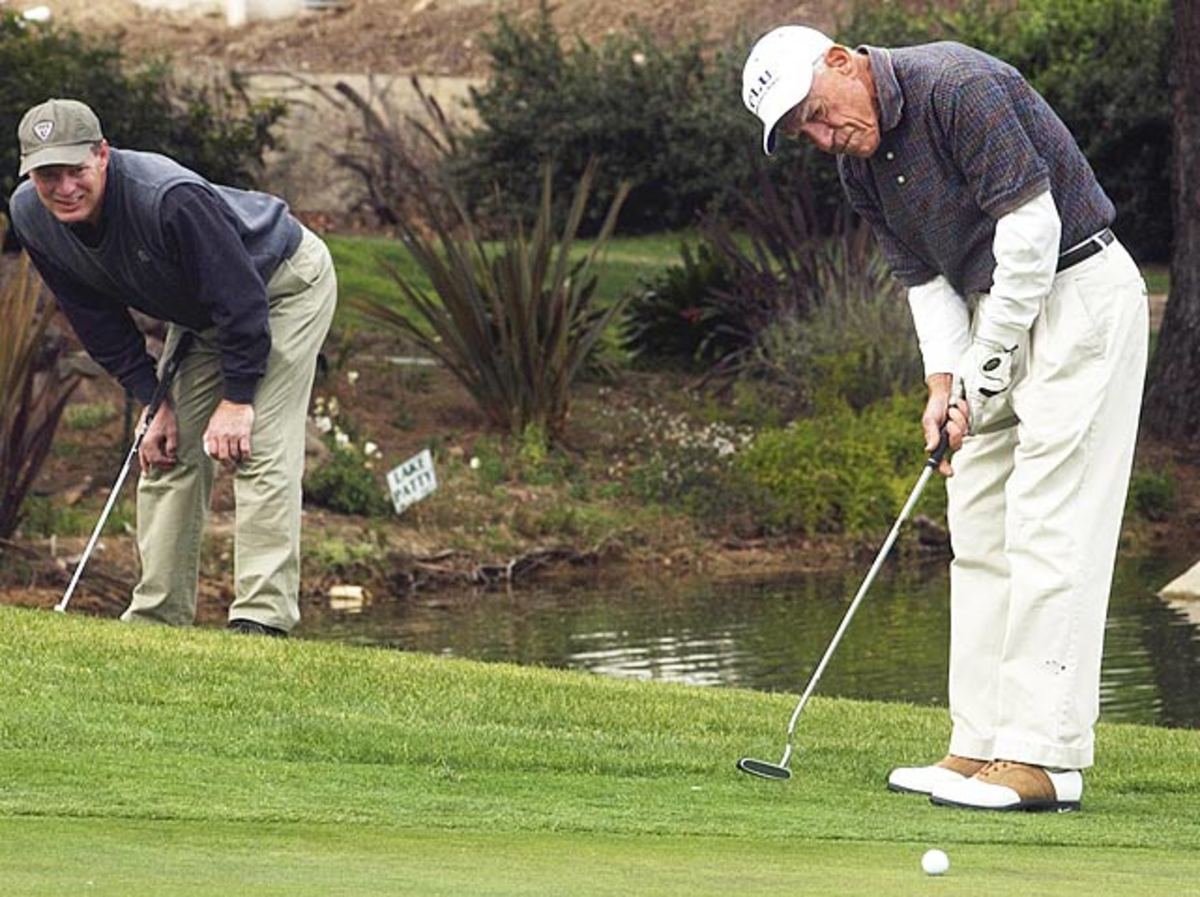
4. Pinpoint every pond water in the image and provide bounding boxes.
[301,552,1200,728]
